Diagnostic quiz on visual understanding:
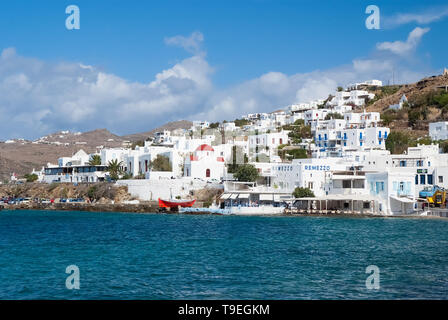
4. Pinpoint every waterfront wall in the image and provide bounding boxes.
[116,178,209,200]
